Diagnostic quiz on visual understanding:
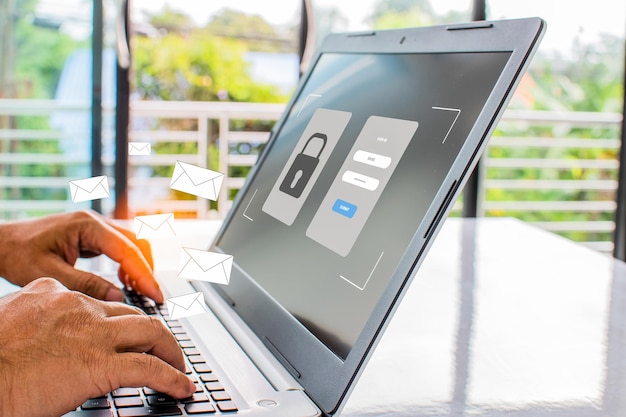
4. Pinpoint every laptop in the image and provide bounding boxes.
[67,17,545,417]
